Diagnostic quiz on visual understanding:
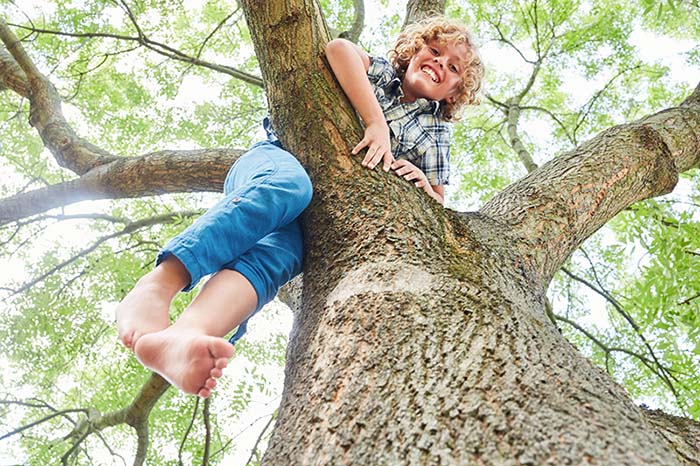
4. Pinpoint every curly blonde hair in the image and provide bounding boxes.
[389,16,484,121]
